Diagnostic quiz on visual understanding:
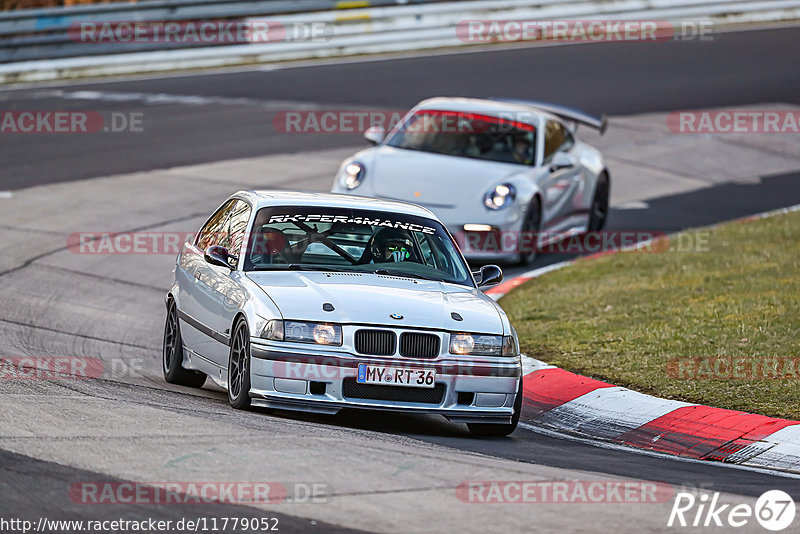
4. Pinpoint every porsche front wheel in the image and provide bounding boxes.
[518,198,541,266]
